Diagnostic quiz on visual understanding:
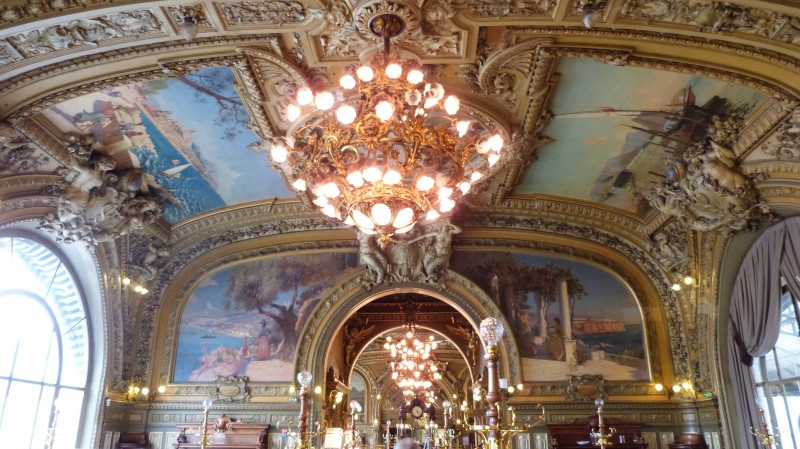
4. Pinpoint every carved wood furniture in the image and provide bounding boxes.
[668,432,709,449]
[116,432,148,449]
[547,417,647,449]
[172,423,270,449]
